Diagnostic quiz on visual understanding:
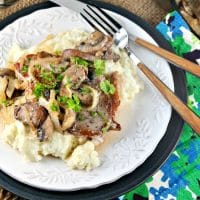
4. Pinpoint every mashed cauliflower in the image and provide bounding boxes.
[3,121,100,171]
[2,29,142,171]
